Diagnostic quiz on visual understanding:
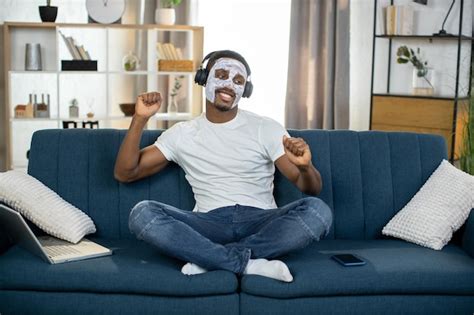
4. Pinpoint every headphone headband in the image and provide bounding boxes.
[200,50,251,76]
